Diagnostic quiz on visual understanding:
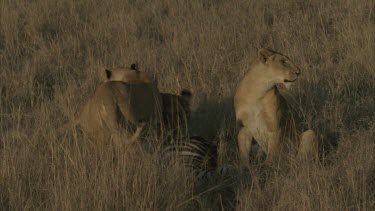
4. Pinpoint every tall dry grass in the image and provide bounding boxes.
[1,0,374,210]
